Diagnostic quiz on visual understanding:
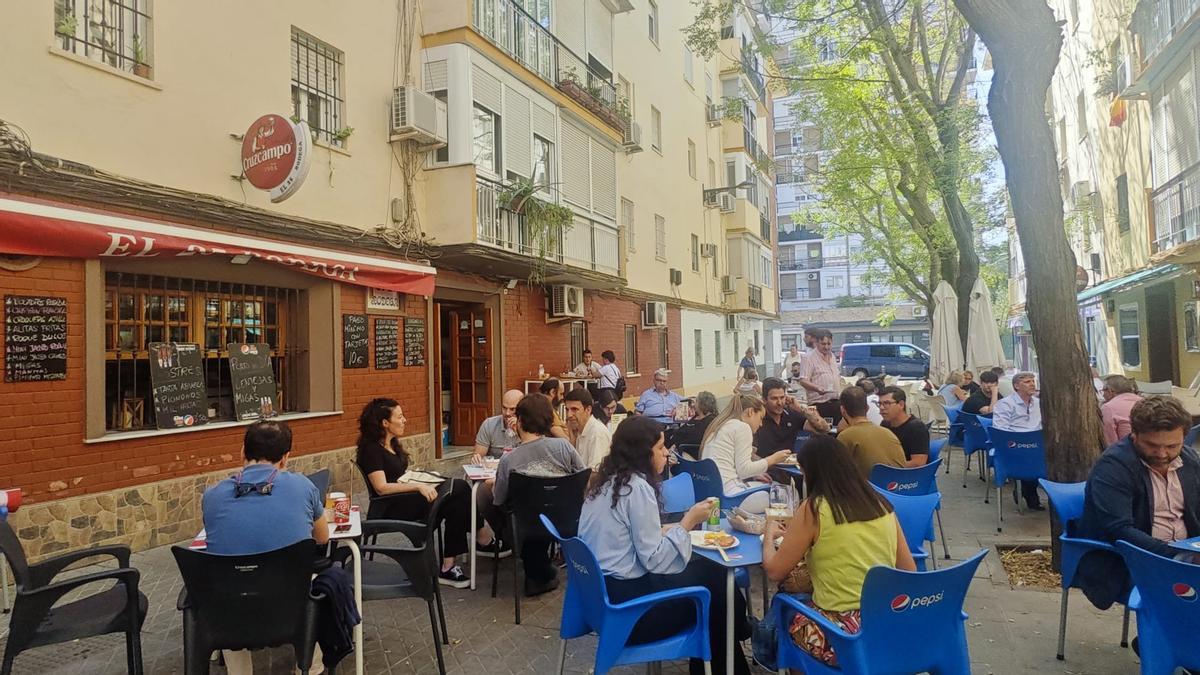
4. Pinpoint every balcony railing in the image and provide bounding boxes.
[473,0,624,131]
[562,214,620,276]
[1151,161,1200,253]
[749,284,763,309]
[1132,0,1200,68]
[780,288,816,300]
[780,257,824,271]
[760,214,772,242]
